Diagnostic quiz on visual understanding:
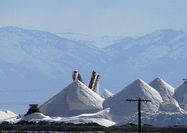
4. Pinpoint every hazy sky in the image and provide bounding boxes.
[0,0,187,36]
